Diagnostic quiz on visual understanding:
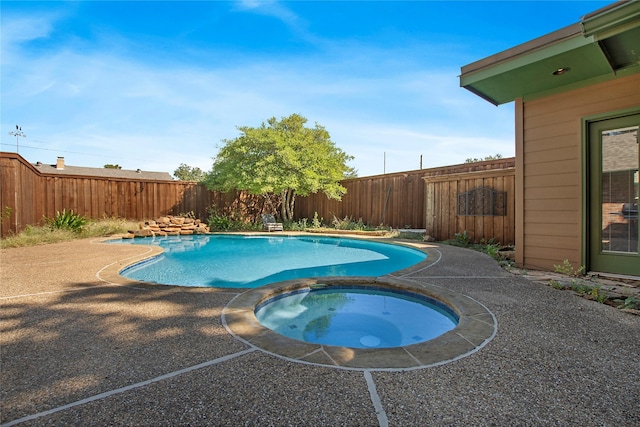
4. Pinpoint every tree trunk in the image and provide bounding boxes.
[280,190,287,220]
[280,189,296,221]
[288,191,295,221]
